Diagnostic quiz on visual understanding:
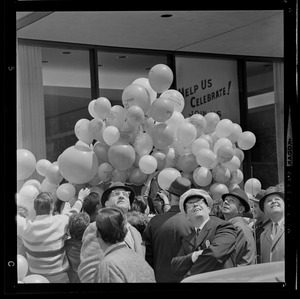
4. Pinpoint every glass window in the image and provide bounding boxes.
[42,47,91,162]
[97,51,168,106]
[246,61,278,187]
